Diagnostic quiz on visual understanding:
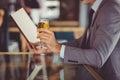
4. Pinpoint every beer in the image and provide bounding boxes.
[37,18,49,49]
[38,22,49,29]
[38,18,49,29]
